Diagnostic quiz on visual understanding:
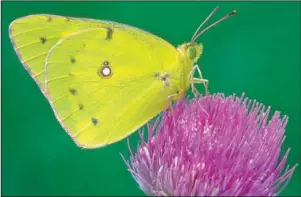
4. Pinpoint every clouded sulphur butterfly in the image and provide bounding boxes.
[9,6,236,149]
